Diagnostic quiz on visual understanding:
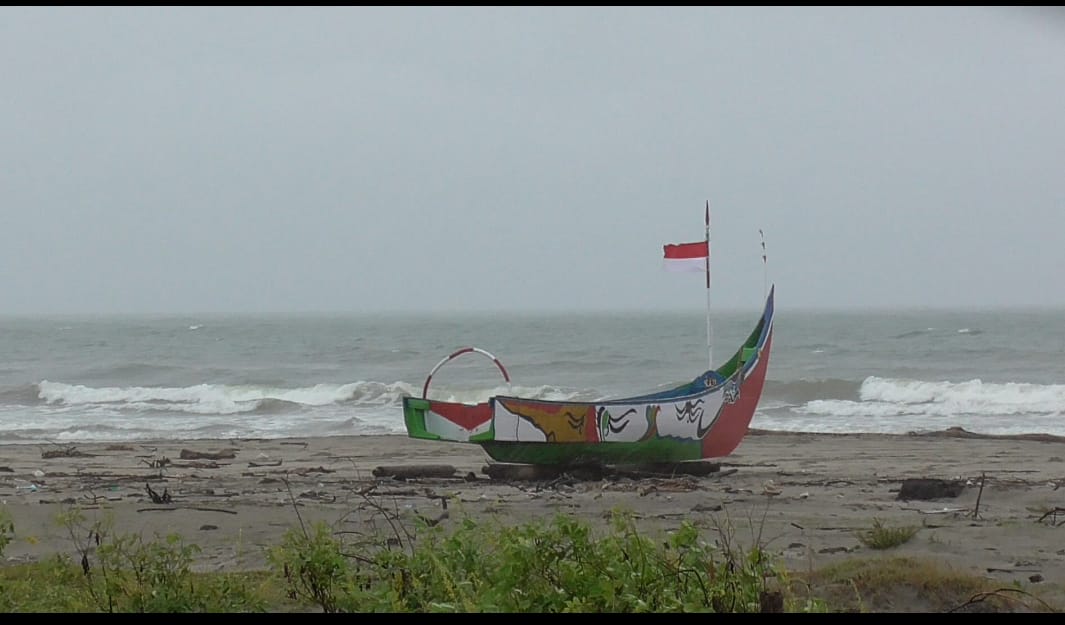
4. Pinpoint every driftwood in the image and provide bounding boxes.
[136,506,238,515]
[897,478,966,501]
[298,490,337,503]
[248,459,283,467]
[1035,507,1065,526]
[373,464,458,479]
[949,587,1057,613]
[638,478,702,496]
[179,448,236,460]
[171,461,220,469]
[145,483,172,504]
[416,497,450,528]
[41,446,92,459]
[81,491,120,504]
[483,463,569,481]
[901,506,970,515]
[972,472,987,518]
[292,466,335,475]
